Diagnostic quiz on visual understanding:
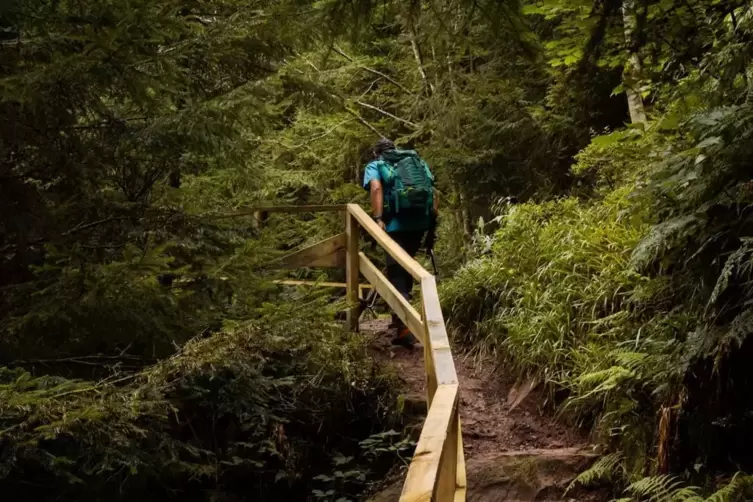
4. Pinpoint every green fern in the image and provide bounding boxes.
[705,473,753,502]
[624,475,696,501]
[567,452,624,492]
[630,215,702,273]
[611,351,649,372]
[708,239,753,308]
[619,473,753,502]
